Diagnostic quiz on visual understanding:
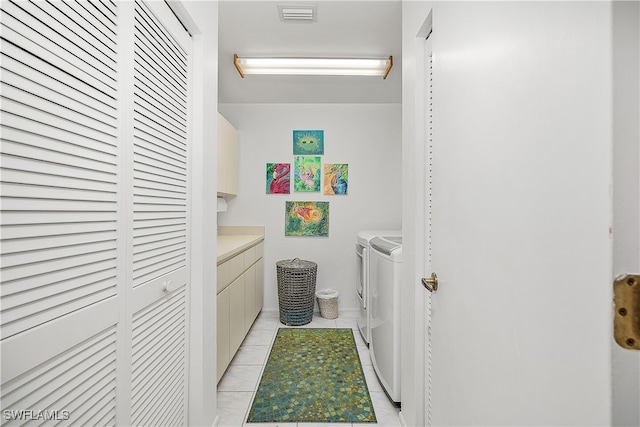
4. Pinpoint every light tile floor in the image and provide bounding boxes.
[217,310,402,427]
